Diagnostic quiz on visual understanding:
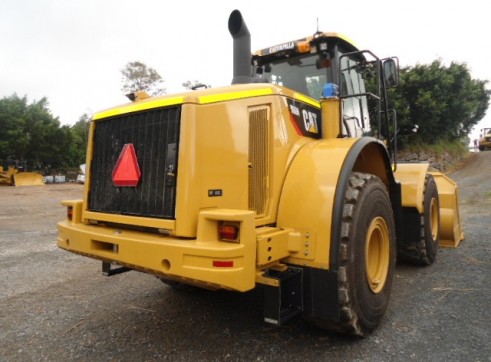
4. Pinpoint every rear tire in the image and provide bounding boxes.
[398,174,440,266]
[316,172,396,336]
